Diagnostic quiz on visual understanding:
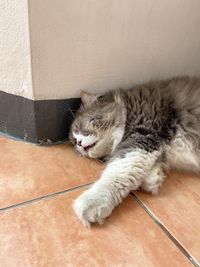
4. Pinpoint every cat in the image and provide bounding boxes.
[69,76,200,227]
